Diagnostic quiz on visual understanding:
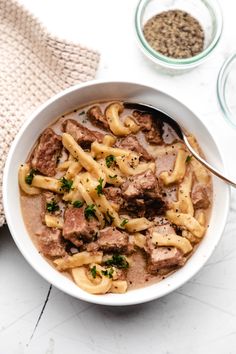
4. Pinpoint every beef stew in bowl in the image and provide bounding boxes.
[19,100,212,295]
[3,80,229,305]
